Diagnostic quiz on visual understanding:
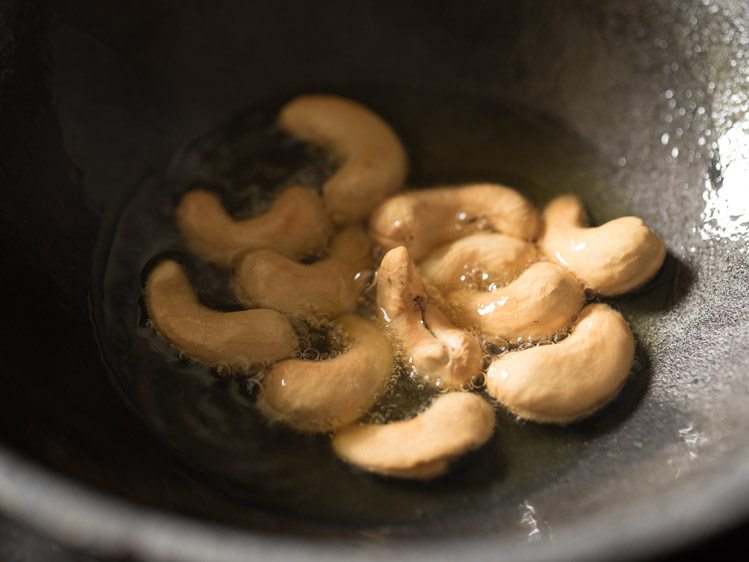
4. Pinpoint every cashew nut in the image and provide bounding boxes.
[256,314,394,433]
[232,226,371,316]
[145,260,297,371]
[540,195,666,296]
[279,95,408,225]
[486,303,635,424]
[420,233,539,293]
[377,246,483,389]
[332,392,495,480]
[448,262,584,342]
[176,186,334,267]
[368,184,541,261]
